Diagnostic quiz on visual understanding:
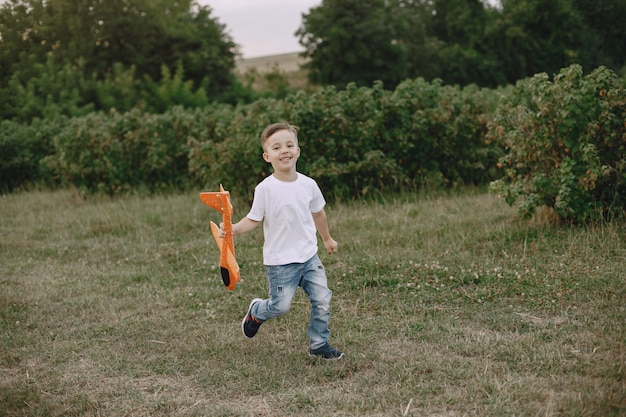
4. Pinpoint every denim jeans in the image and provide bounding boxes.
[251,254,332,350]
